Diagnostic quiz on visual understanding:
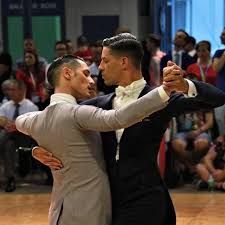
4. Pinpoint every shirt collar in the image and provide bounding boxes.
[12,99,26,106]
[115,78,146,97]
[173,49,184,55]
[50,93,77,105]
